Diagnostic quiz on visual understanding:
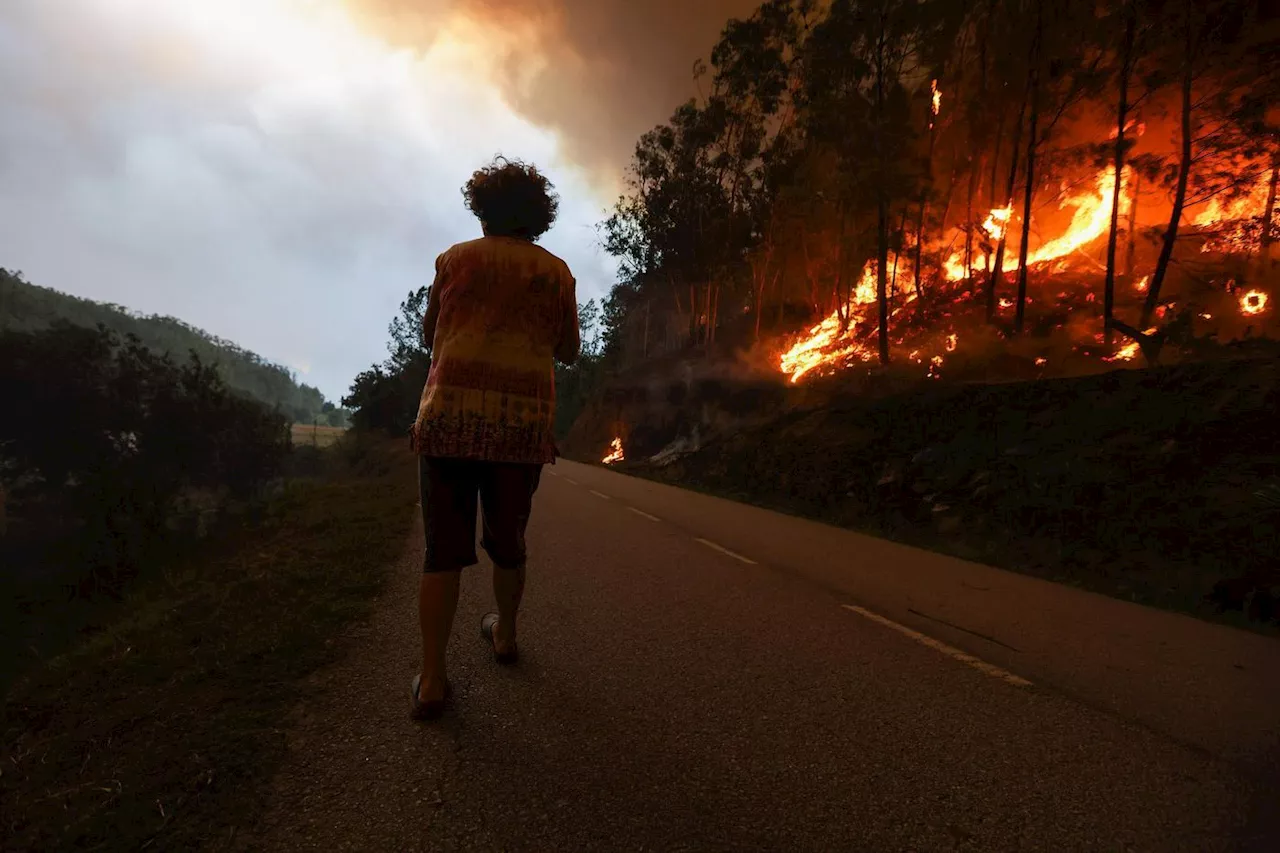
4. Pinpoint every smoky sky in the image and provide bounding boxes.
[350,0,760,187]
[0,0,753,402]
